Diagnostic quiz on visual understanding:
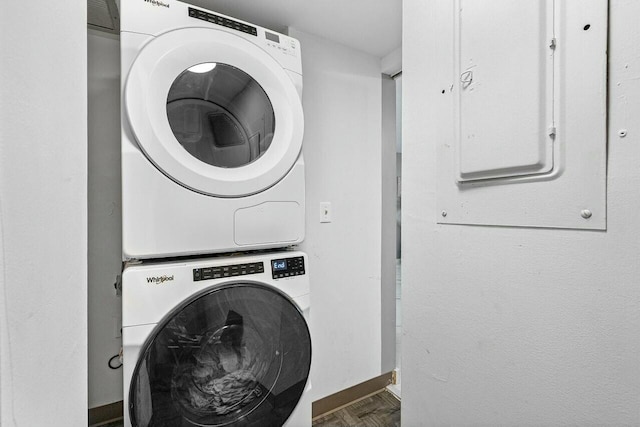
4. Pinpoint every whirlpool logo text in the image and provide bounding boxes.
[143,0,170,8]
[146,275,175,284]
